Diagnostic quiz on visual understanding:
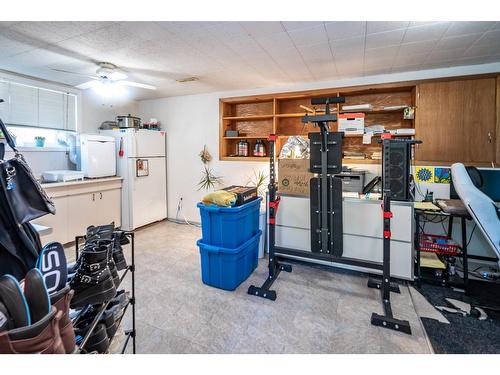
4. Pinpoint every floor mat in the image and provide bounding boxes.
[417,280,500,353]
